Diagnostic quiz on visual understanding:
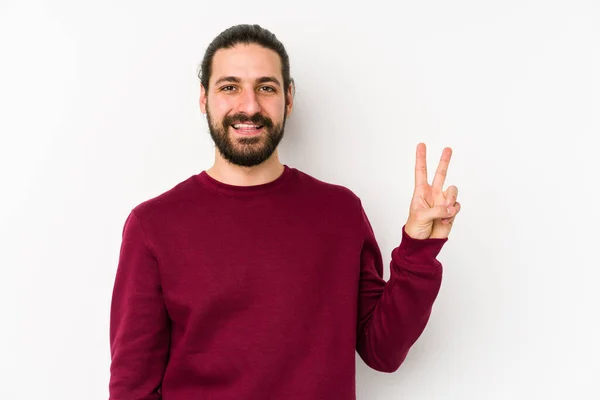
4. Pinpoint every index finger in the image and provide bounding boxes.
[414,142,428,187]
